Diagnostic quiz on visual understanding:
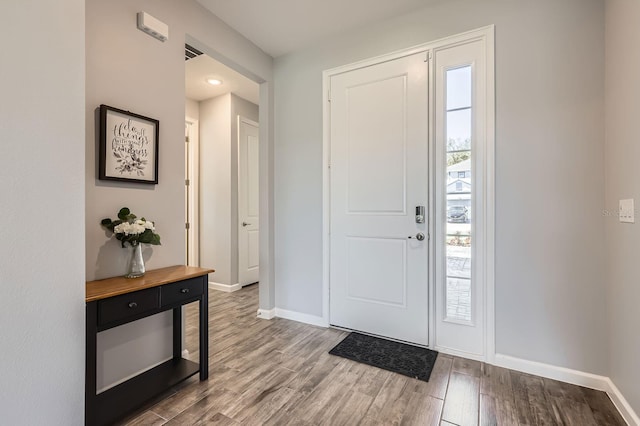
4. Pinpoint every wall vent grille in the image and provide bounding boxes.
[185,44,203,61]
